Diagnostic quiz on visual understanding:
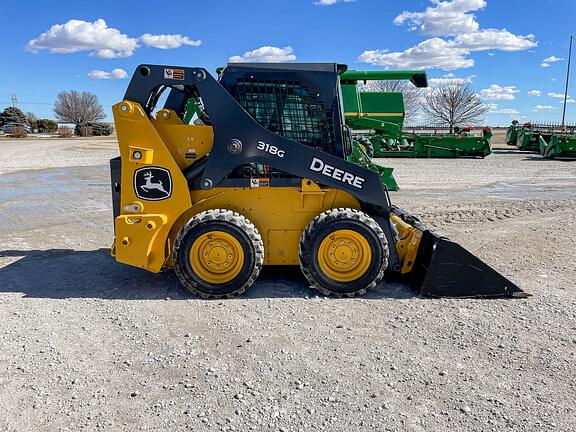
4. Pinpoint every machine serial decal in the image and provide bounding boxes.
[164,68,185,80]
[309,157,365,189]
[134,167,173,200]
